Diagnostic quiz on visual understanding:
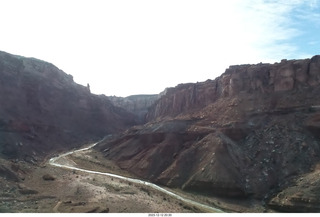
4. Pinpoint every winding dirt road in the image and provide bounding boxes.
[48,141,224,213]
